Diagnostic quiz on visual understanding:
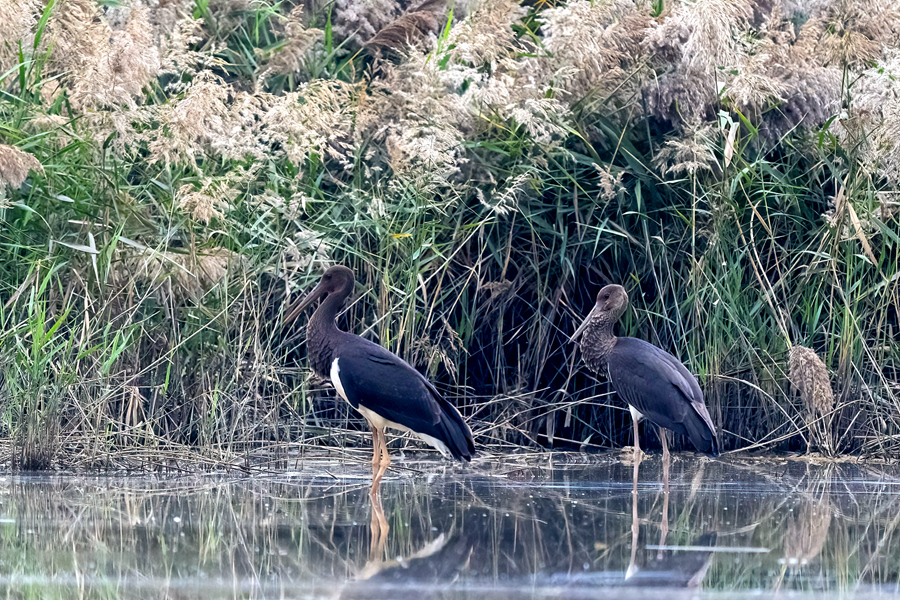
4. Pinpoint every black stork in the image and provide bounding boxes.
[284,265,475,491]
[571,284,719,460]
